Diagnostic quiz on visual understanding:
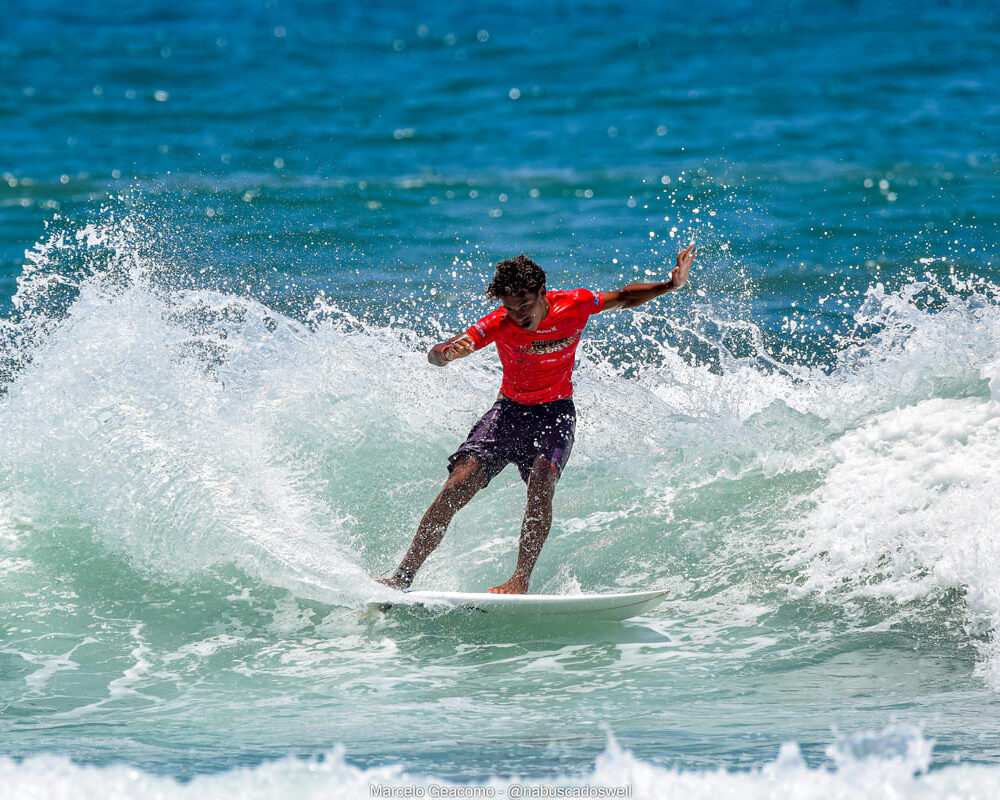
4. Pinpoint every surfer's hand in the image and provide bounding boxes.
[428,336,475,366]
[444,337,475,362]
[670,244,696,290]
